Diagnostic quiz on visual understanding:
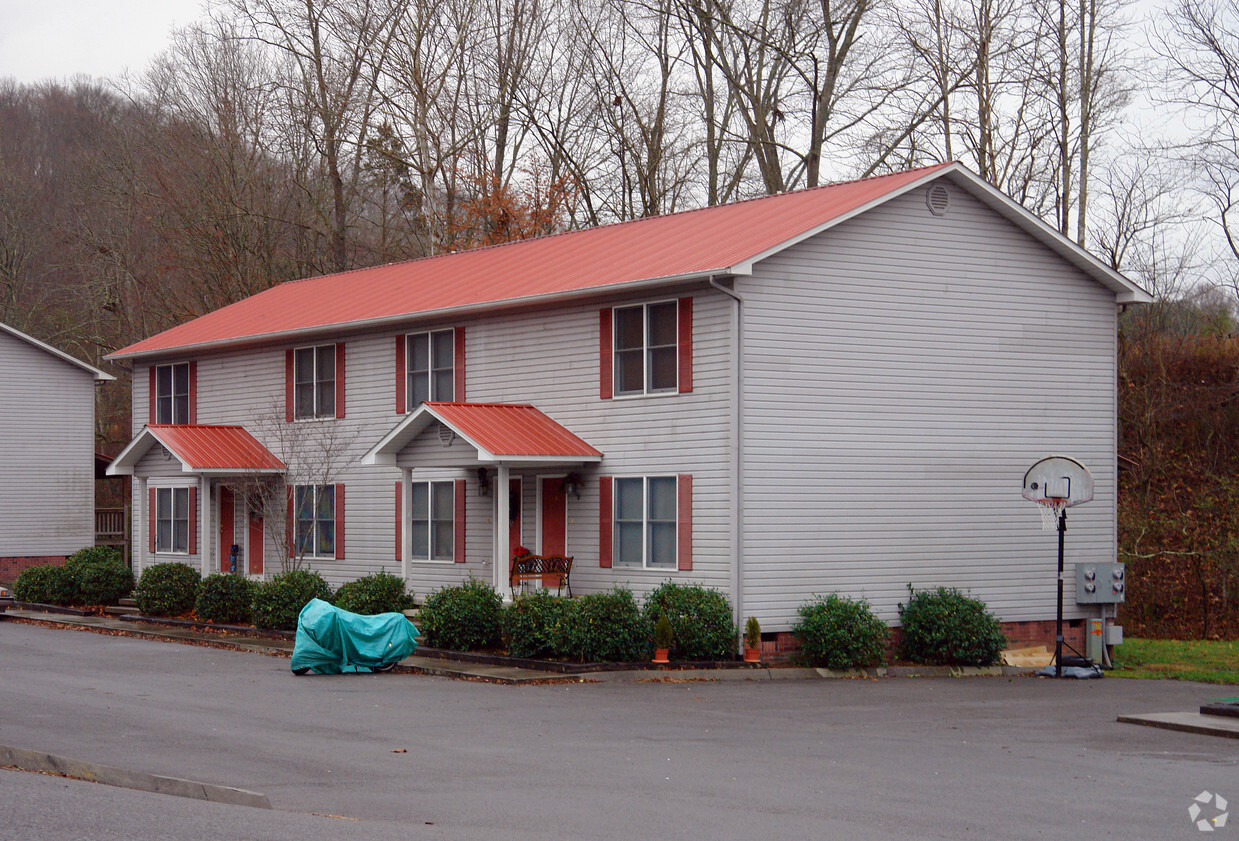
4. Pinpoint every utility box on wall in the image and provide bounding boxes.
[1076,562,1125,604]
